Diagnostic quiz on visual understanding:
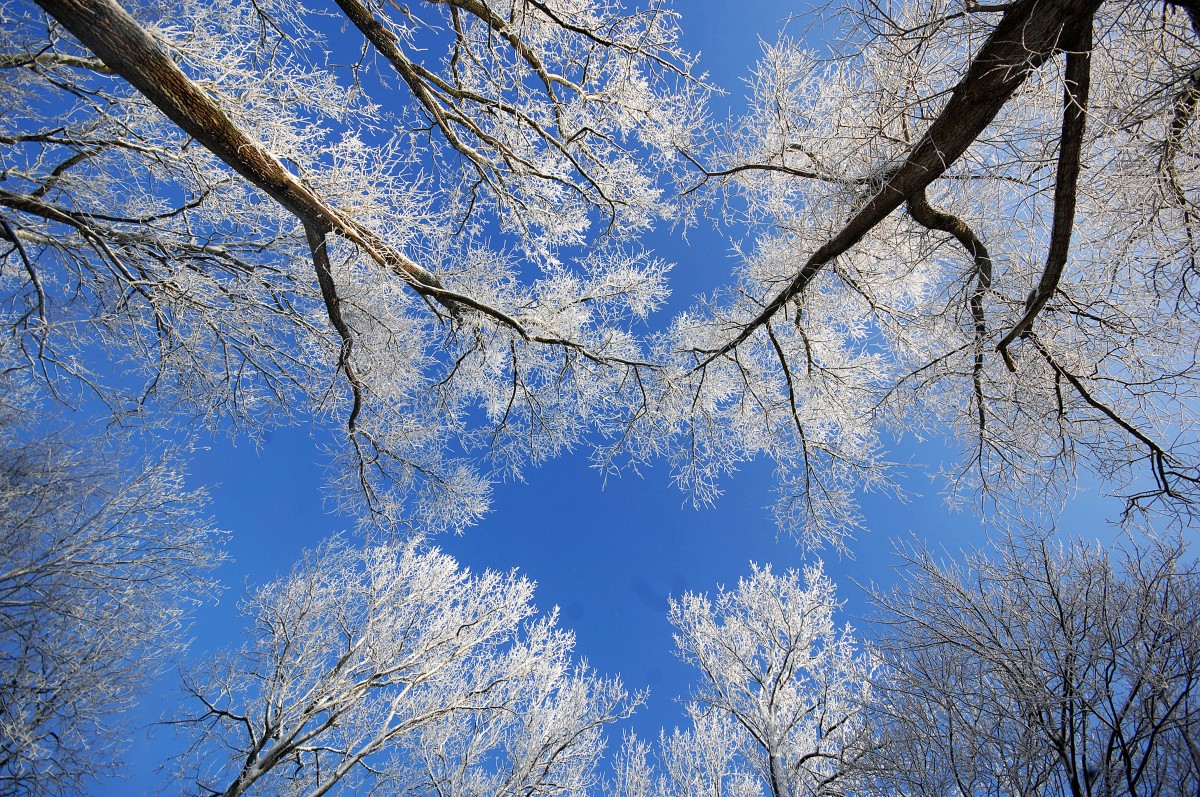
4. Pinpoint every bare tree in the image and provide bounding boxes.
[612,564,874,797]
[870,531,1200,797]
[172,538,636,797]
[664,0,1200,546]
[0,366,224,797]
